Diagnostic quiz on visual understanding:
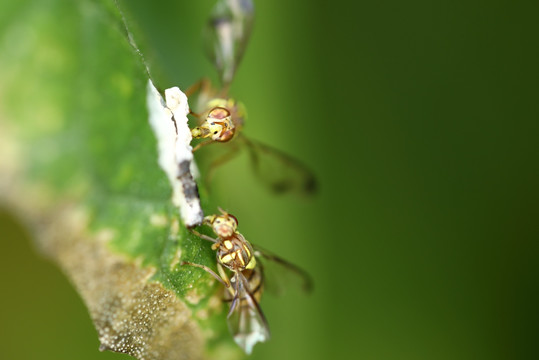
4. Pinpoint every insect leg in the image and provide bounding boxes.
[189,228,219,244]
[192,139,215,152]
[227,276,241,318]
[181,261,229,287]
[184,78,211,97]
[189,109,202,118]
[217,263,232,290]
